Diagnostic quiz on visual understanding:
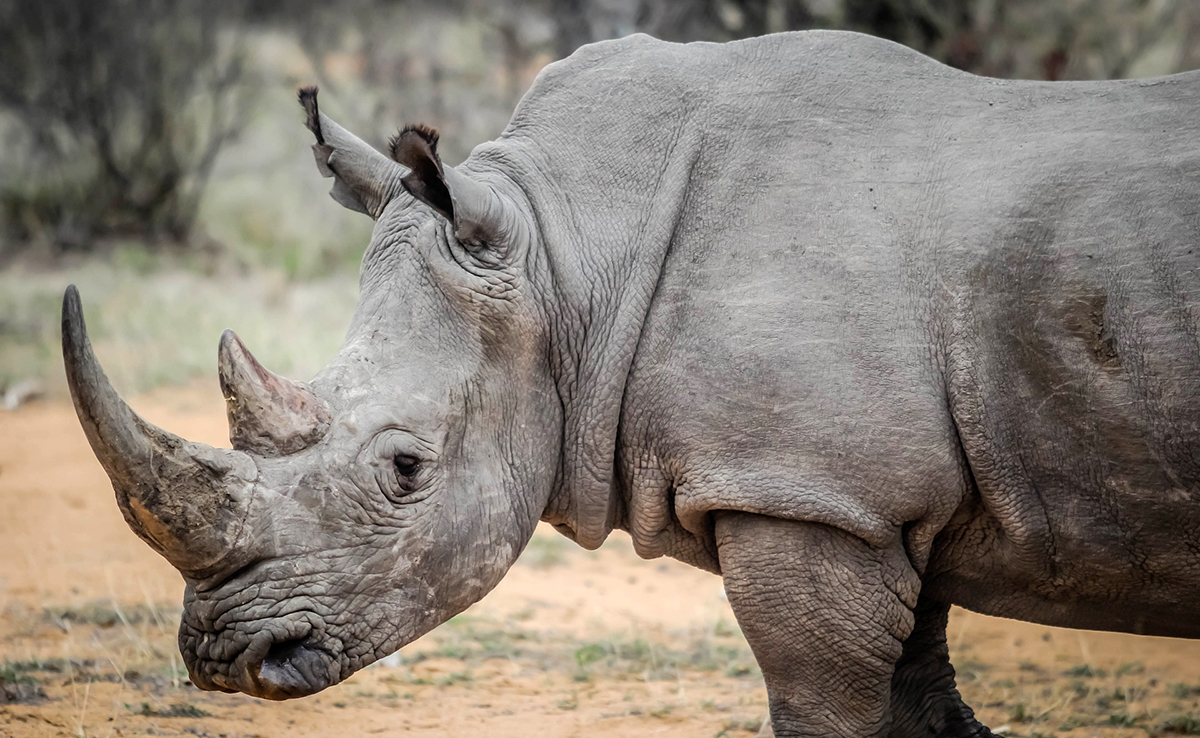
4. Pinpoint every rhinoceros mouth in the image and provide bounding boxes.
[184,615,342,700]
